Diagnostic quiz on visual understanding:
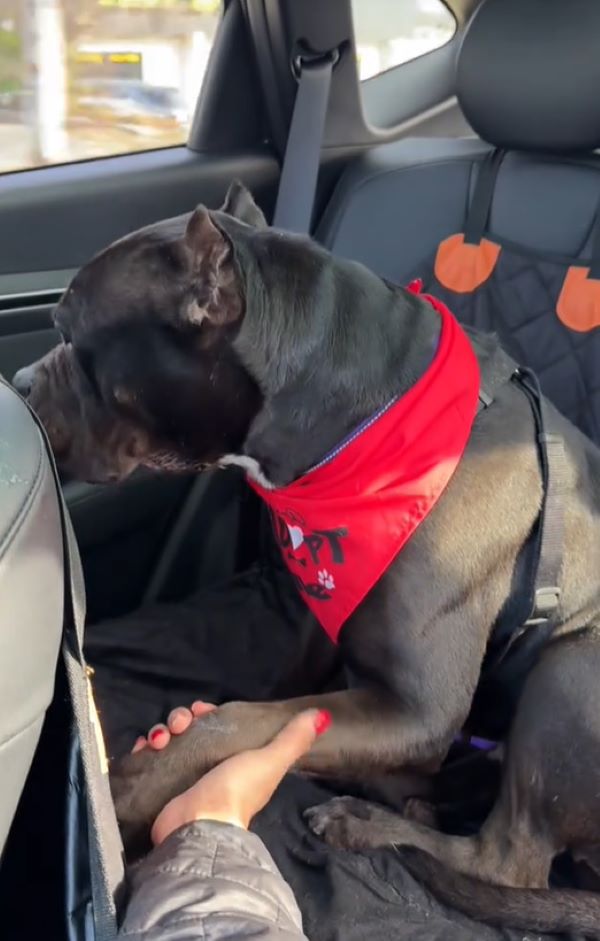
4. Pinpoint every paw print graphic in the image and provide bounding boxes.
[318,569,335,591]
